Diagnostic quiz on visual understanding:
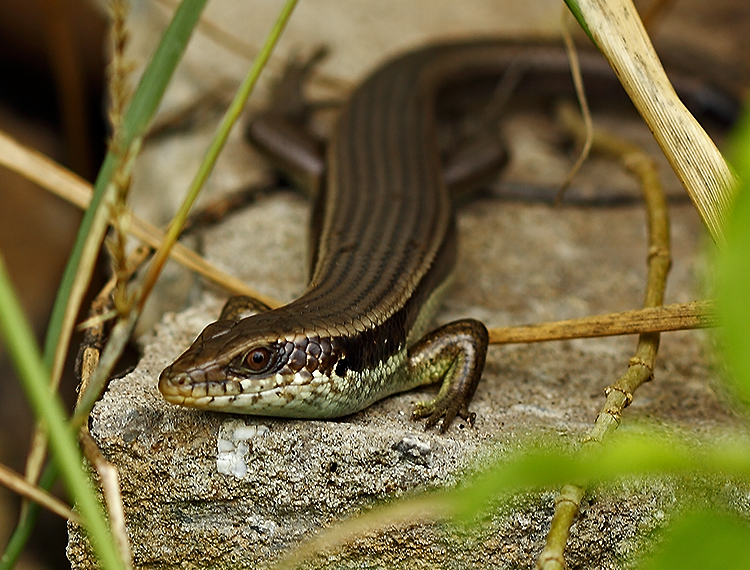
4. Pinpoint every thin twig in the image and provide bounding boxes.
[555,13,593,204]
[74,279,133,567]
[488,299,714,345]
[76,245,151,402]
[536,485,585,570]
[106,0,133,139]
[558,101,673,442]
[106,0,137,319]
[538,102,672,570]
[0,129,281,308]
[80,431,133,570]
[0,463,80,524]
